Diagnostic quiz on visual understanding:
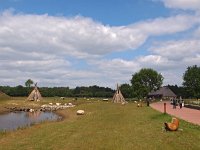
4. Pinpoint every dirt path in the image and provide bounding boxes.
[150,101,200,125]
